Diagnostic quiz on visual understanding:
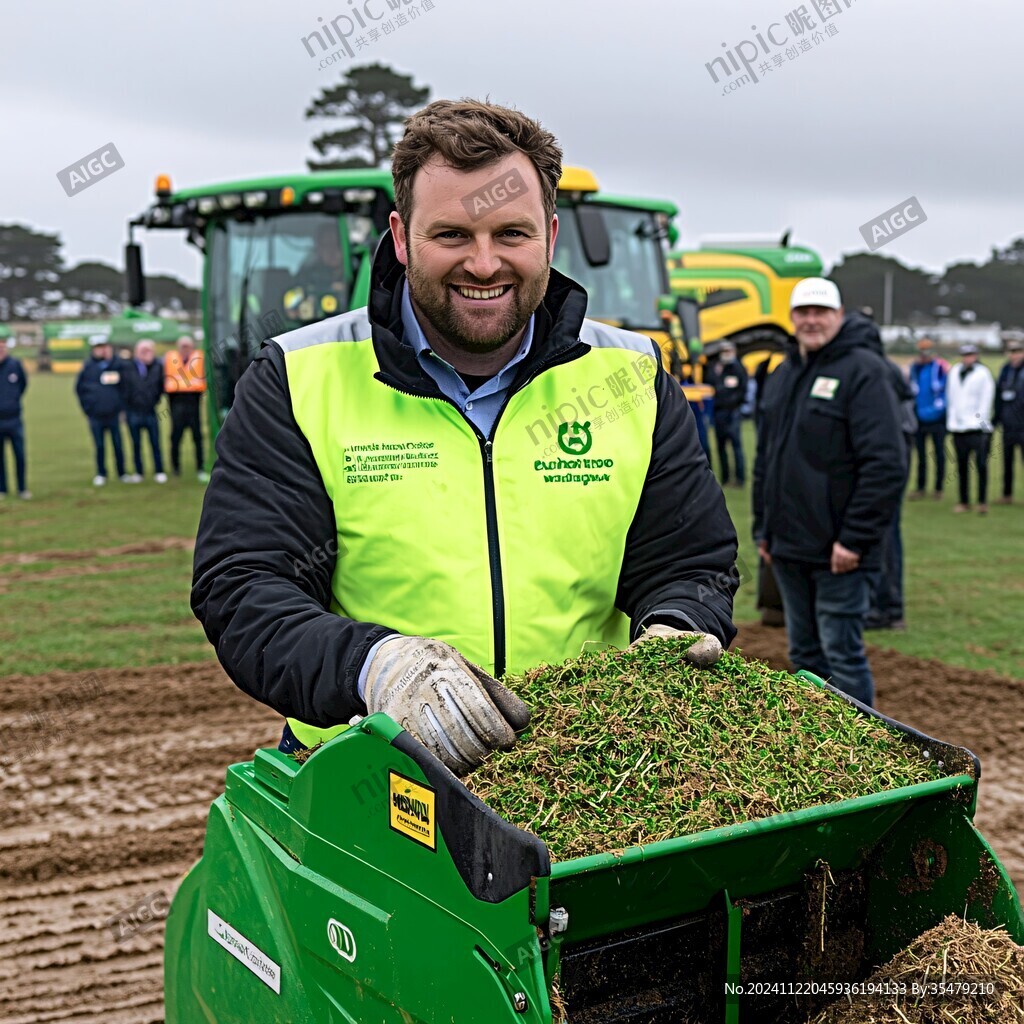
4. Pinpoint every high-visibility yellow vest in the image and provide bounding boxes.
[279,314,659,747]
[164,350,206,393]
